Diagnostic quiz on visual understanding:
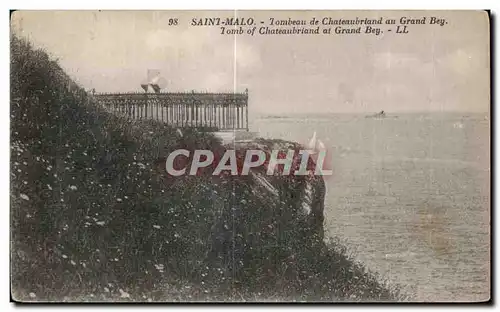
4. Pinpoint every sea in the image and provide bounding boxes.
[249,112,490,302]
